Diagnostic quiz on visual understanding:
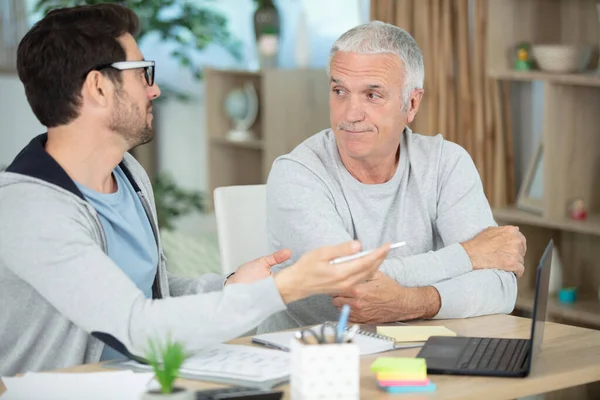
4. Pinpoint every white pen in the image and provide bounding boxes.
[329,241,406,265]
